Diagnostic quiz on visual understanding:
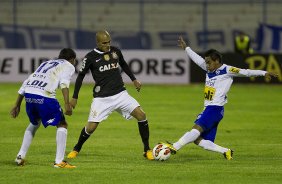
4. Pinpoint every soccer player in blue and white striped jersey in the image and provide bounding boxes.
[163,36,278,160]
[10,48,77,168]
